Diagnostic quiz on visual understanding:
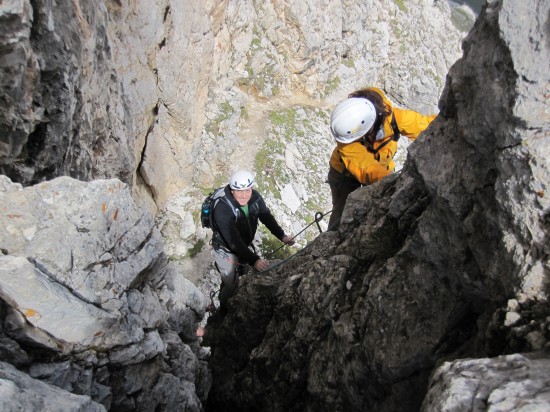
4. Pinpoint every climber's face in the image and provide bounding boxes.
[231,188,252,206]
